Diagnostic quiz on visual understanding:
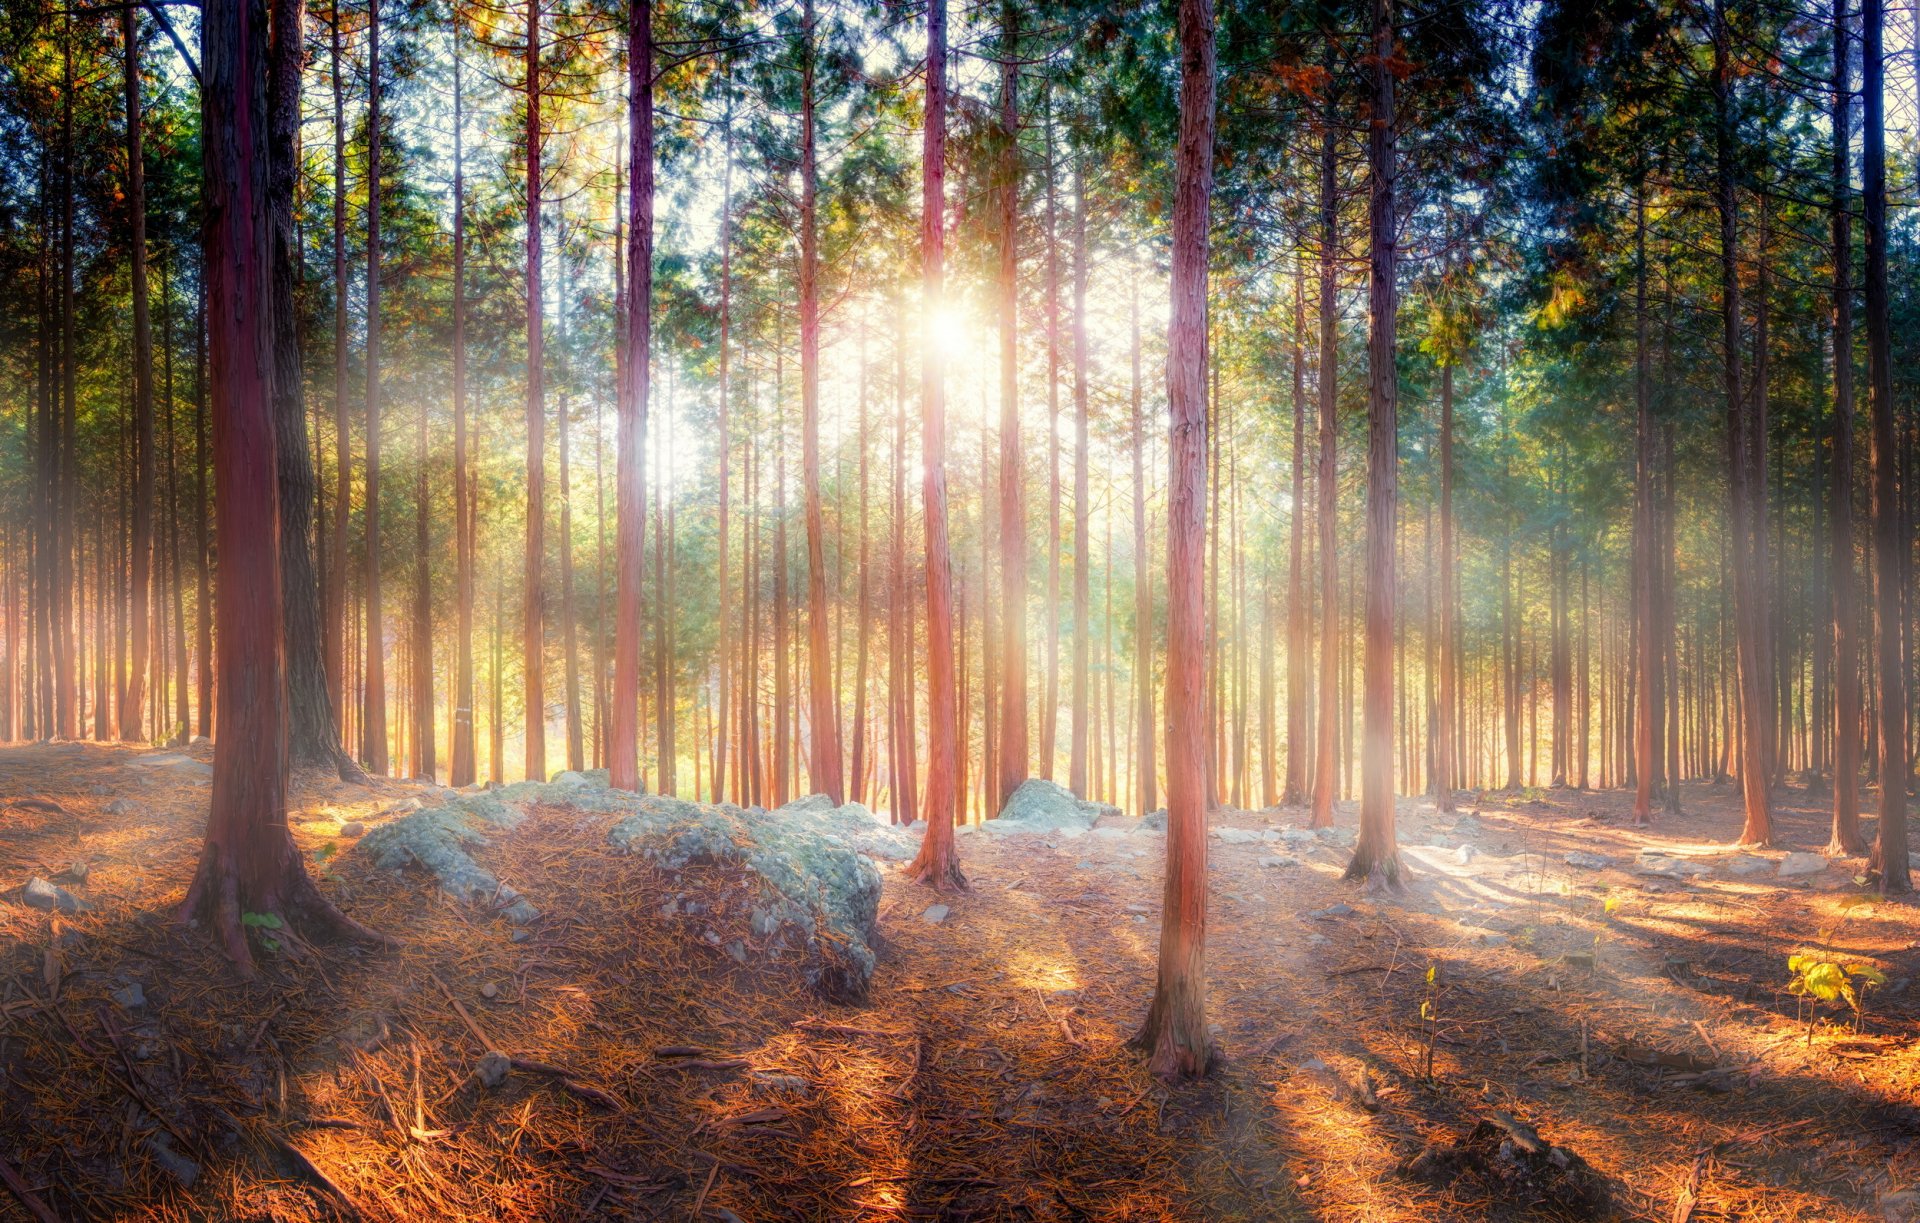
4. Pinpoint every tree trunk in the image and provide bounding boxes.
[123,3,155,744]
[798,0,843,803]
[449,26,476,786]
[523,0,546,782]
[1436,359,1456,812]
[994,0,1027,813]
[905,0,966,891]
[611,0,651,792]
[713,94,732,802]
[1829,0,1863,855]
[1070,158,1091,798]
[1132,272,1156,816]
[360,0,389,774]
[1309,101,1339,831]
[1633,188,1657,826]
[326,0,349,733]
[1863,0,1910,892]
[183,0,389,975]
[1345,0,1402,889]
[1133,0,1216,1079]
